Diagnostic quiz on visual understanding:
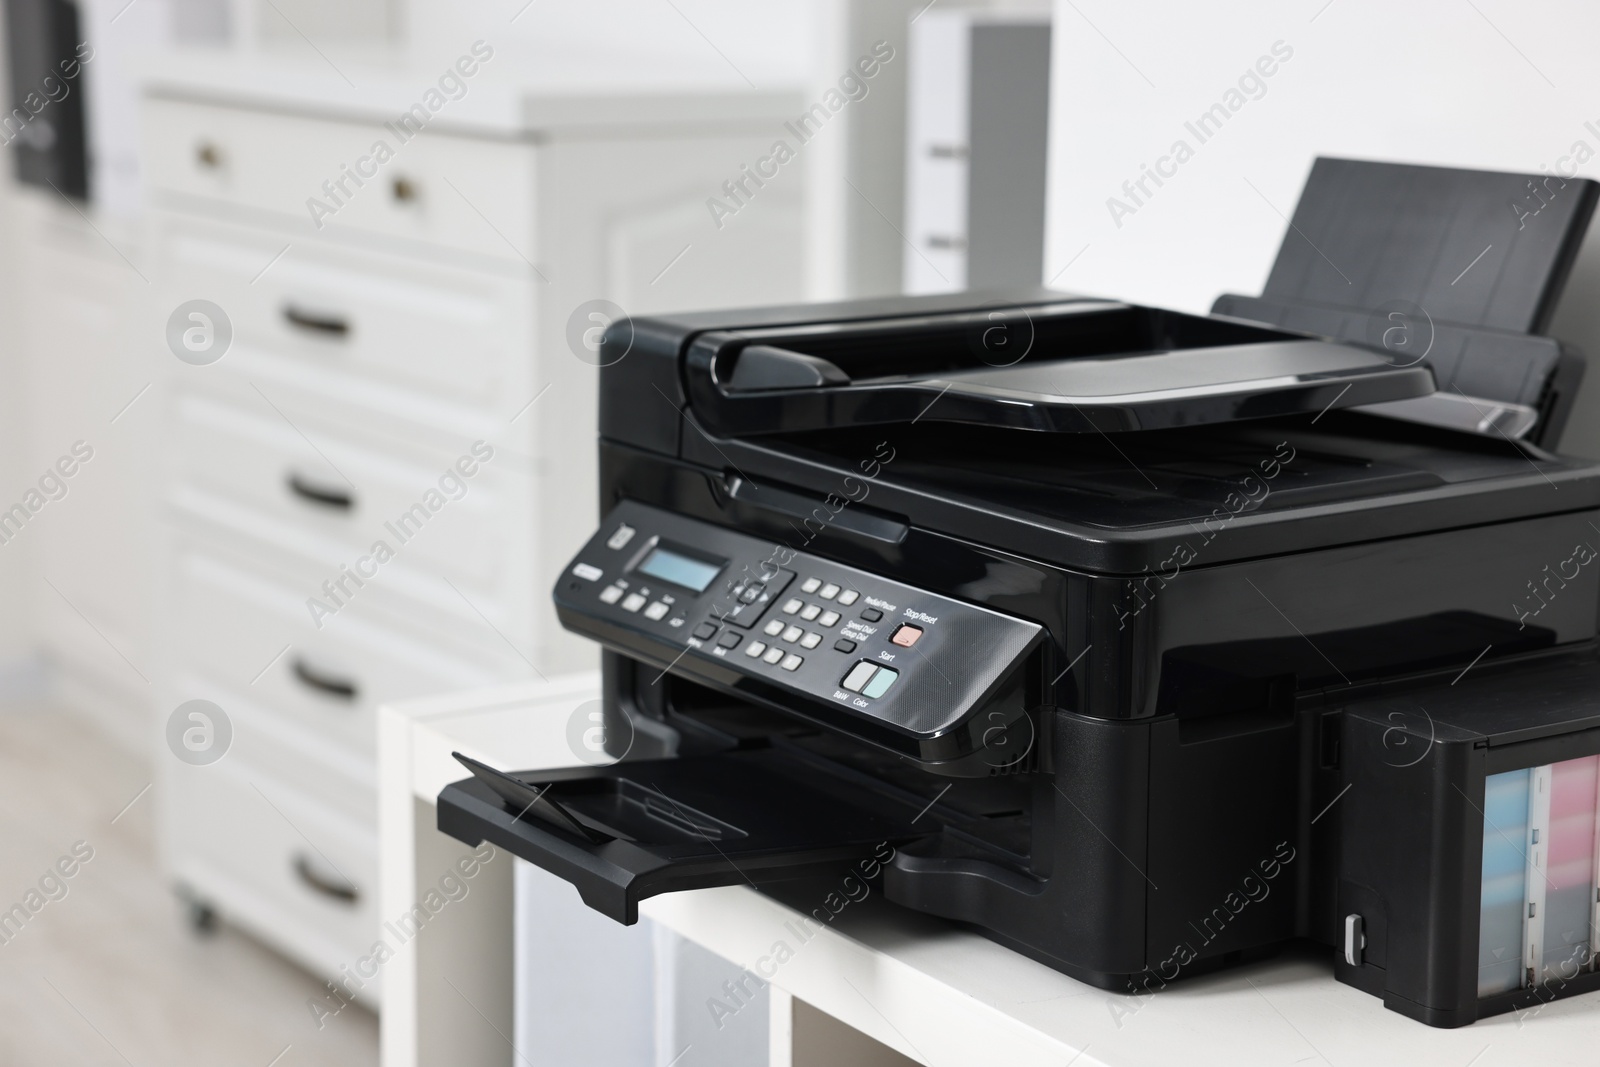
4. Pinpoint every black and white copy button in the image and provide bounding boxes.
[841,661,877,692]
